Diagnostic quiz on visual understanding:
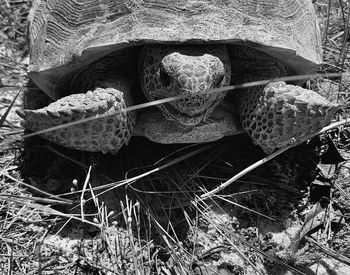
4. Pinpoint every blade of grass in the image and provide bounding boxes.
[4,197,101,228]
[2,172,72,204]
[192,200,265,275]
[80,166,92,222]
[200,118,350,200]
[306,236,350,266]
[0,194,72,205]
[0,89,21,128]
[67,144,213,213]
[195,200,307,275]
[214,195,276,221]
